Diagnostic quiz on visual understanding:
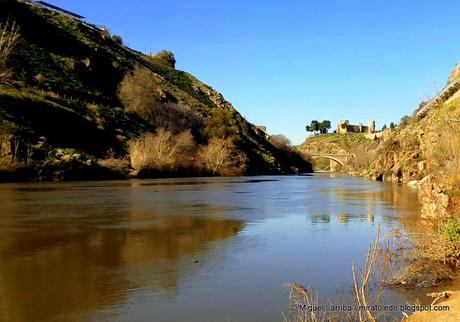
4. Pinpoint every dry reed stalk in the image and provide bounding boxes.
[285,283,340,322]
[286,225,385,322]
[352,223,380,322]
